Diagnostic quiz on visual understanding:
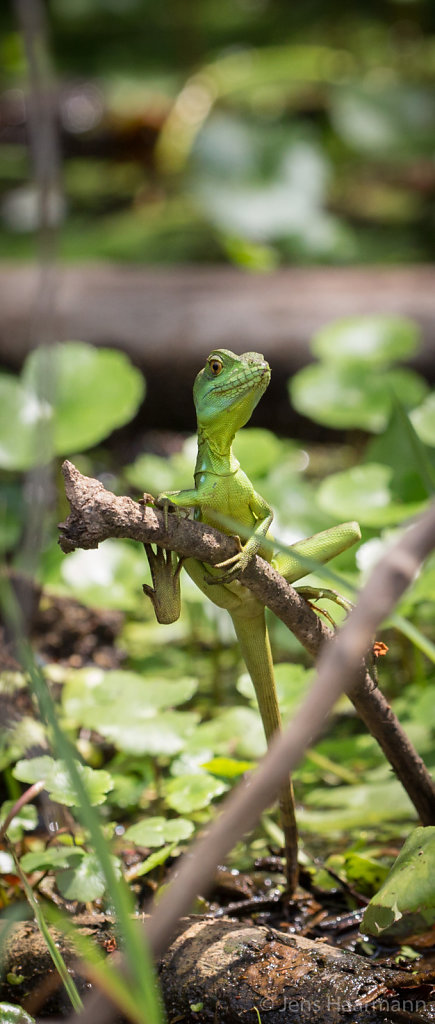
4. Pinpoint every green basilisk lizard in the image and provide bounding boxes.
[143,349,361,894]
